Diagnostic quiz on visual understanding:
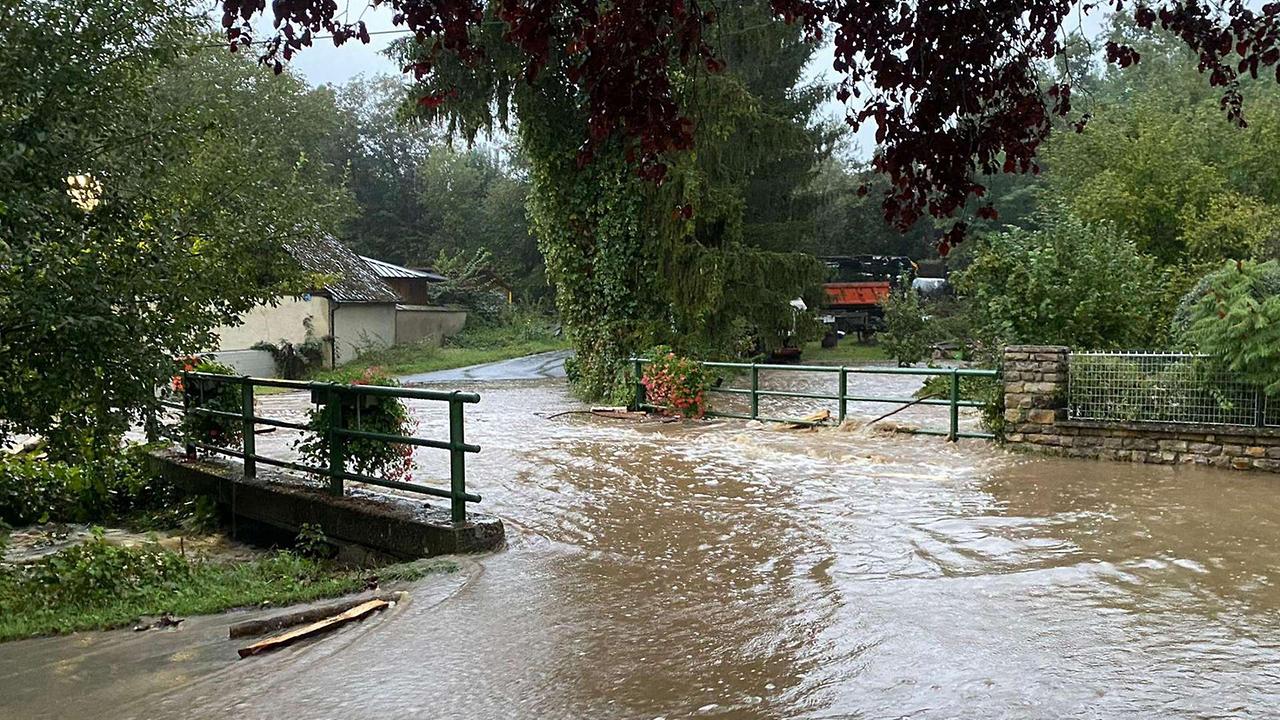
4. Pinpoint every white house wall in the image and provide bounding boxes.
[215,296,333,352]
[395,305,468,346]
[332,303,397,365]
